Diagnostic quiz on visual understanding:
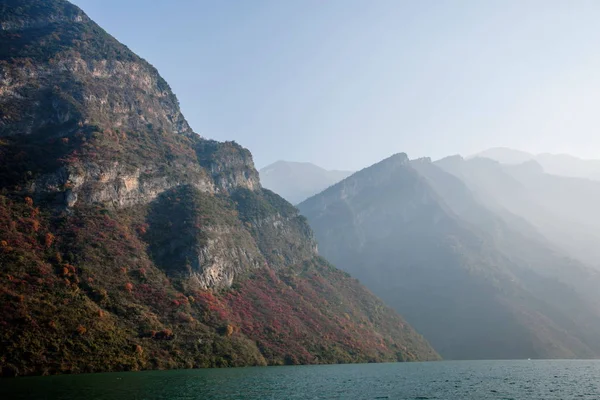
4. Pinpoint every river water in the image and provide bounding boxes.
[2,360,600,399]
